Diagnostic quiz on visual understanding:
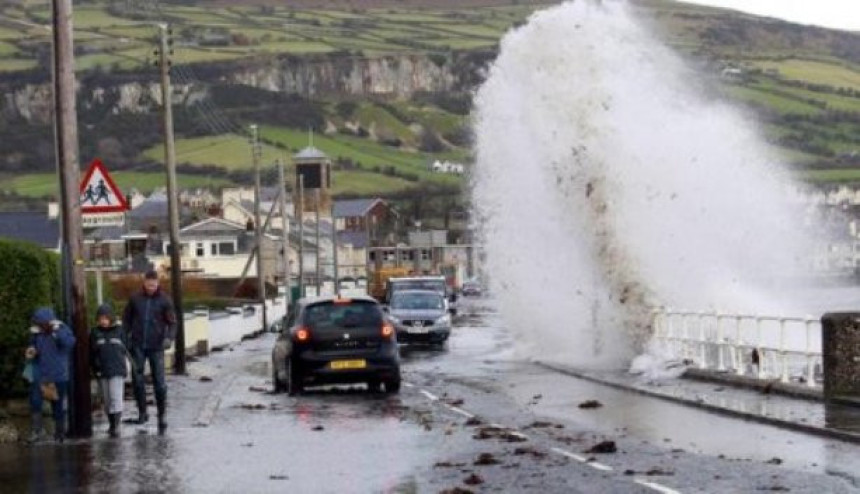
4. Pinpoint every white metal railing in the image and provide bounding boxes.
[650,309,822,387]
